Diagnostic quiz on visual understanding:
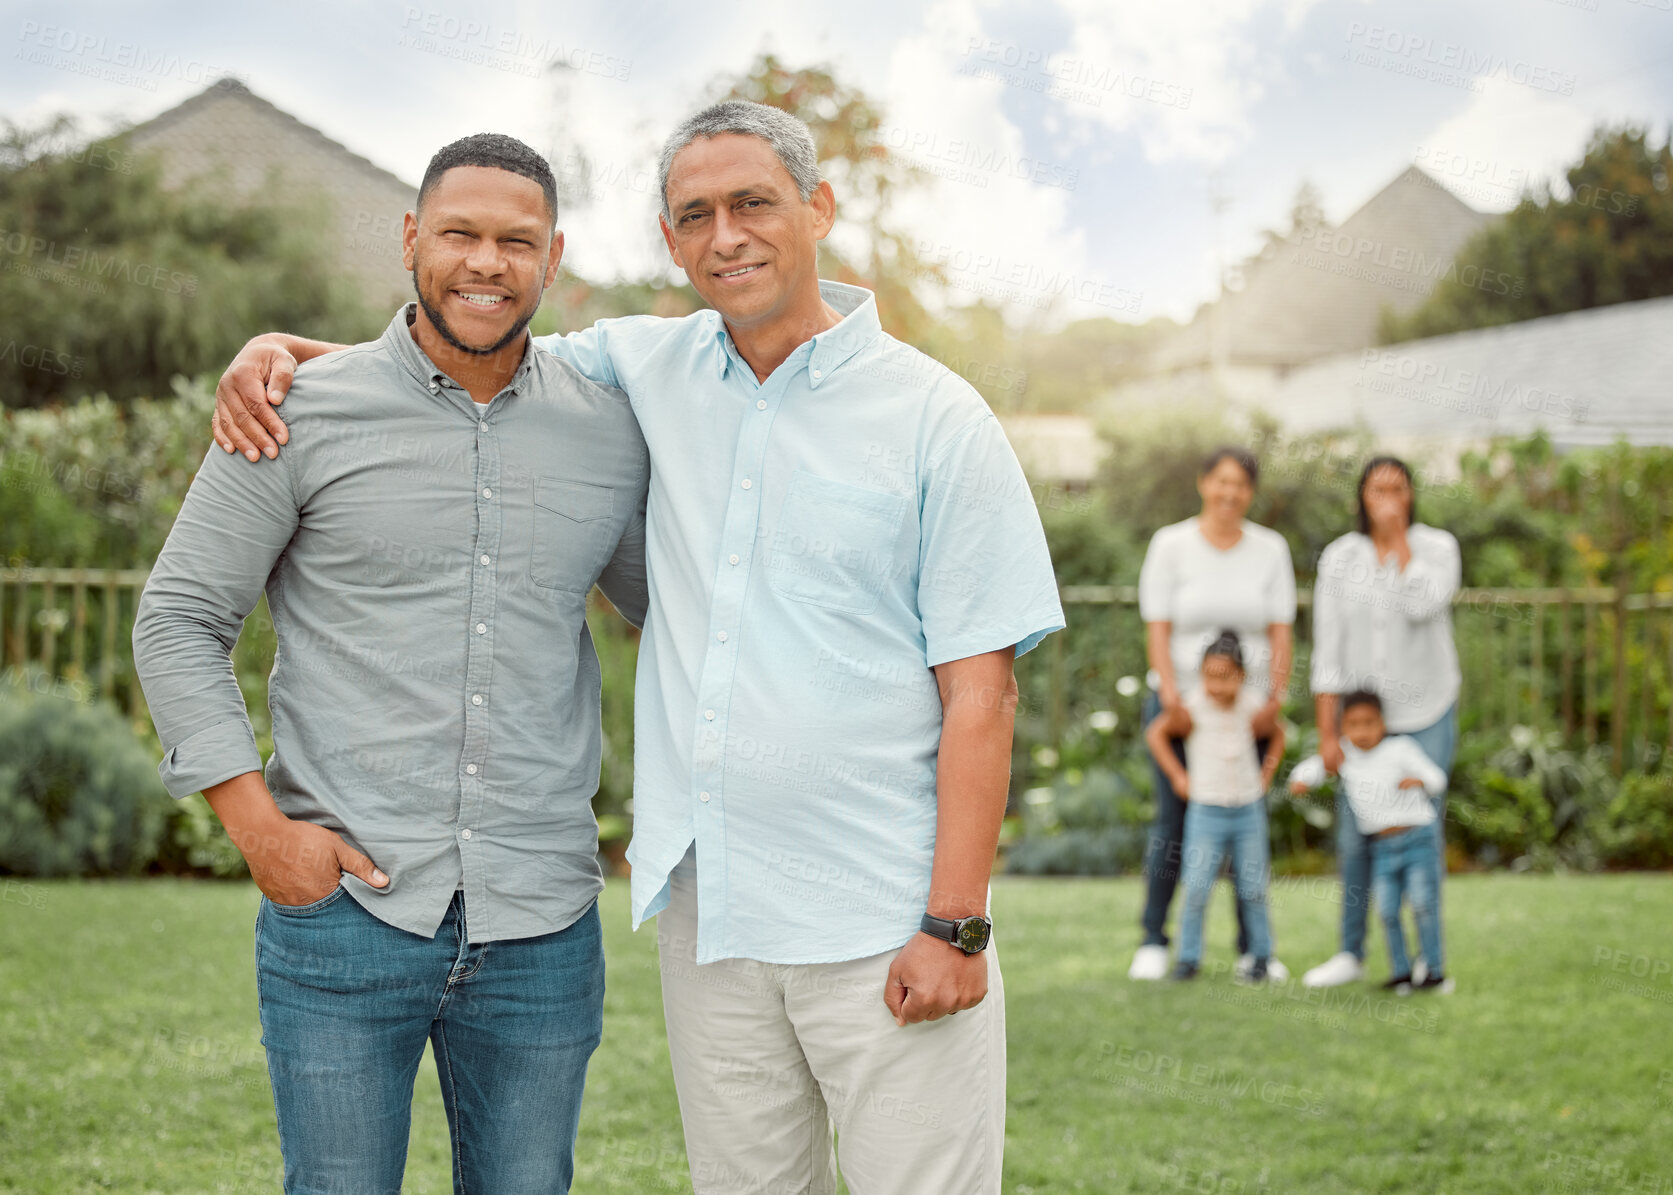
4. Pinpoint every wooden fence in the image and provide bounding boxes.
[3,566,1669,773]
